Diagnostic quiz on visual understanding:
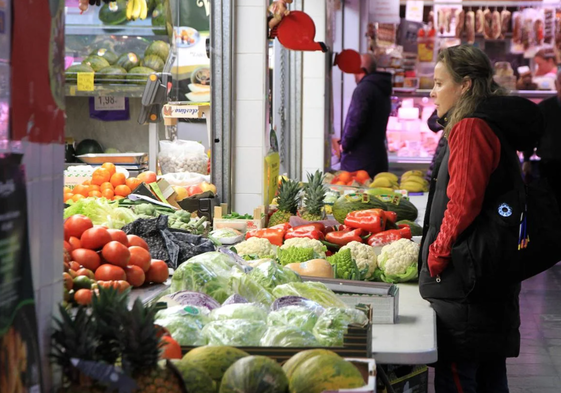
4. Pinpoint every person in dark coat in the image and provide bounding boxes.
[425,109,446,182]
[419,45,543,392]
[339,54,392,178]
